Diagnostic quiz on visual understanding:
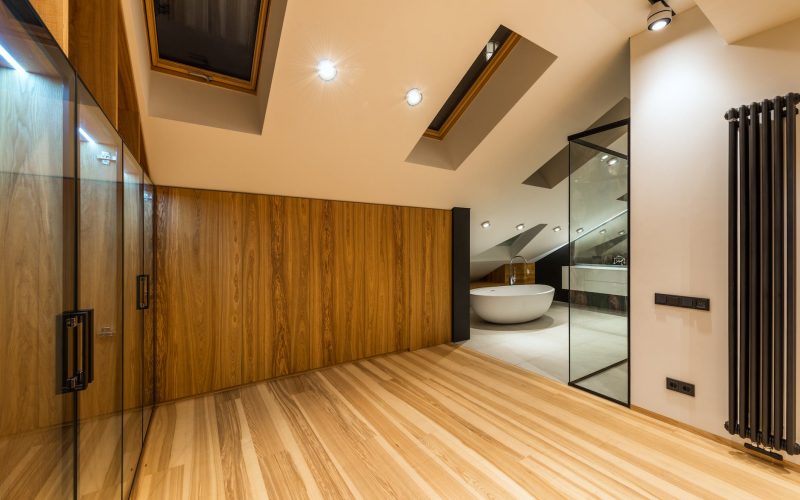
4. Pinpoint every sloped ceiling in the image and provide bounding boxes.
[694,0,800,44]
